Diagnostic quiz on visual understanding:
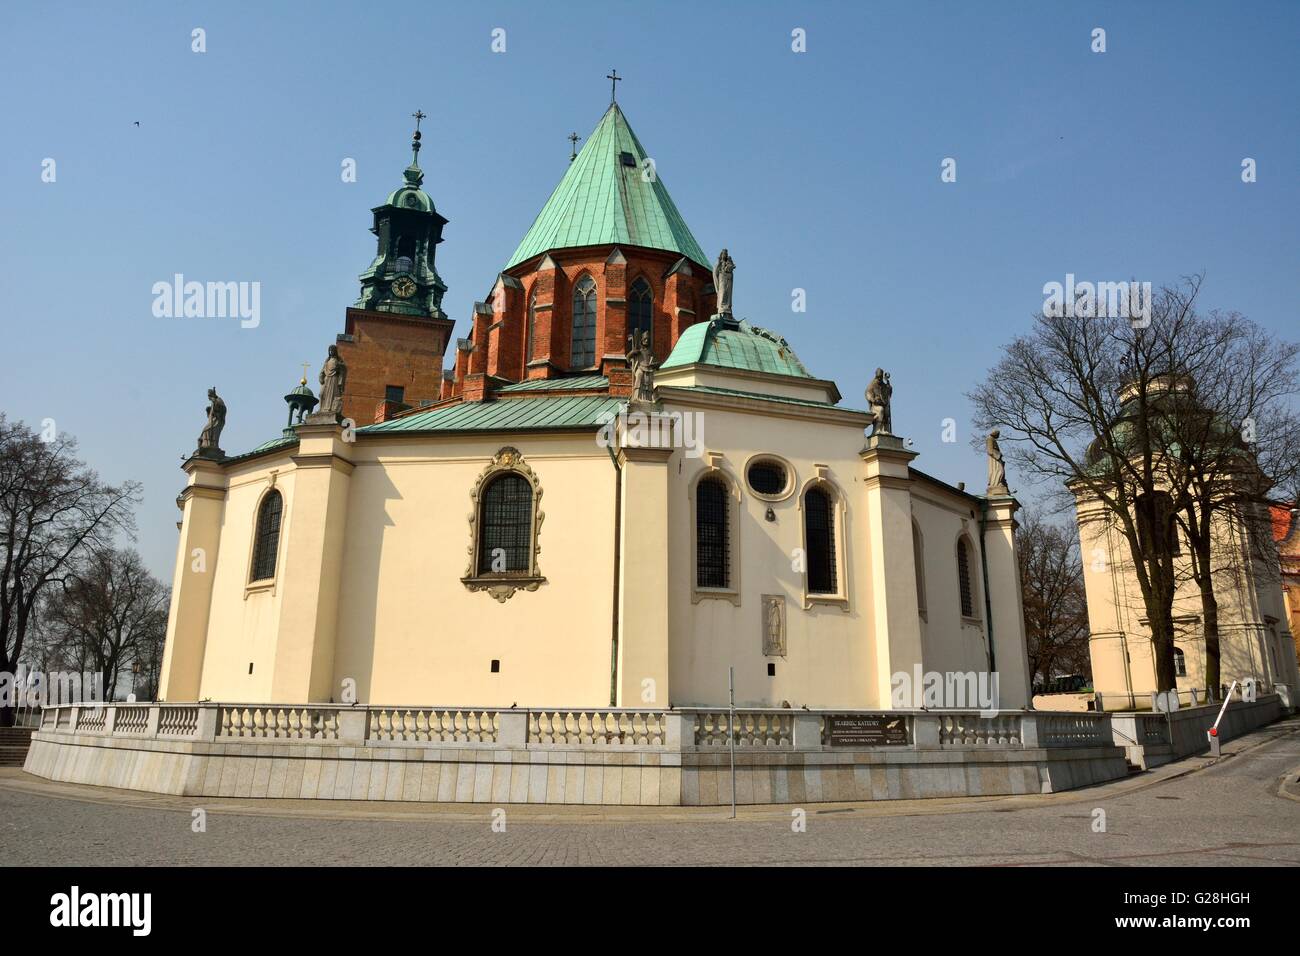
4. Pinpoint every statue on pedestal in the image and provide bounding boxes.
[866,368,893,436]
[986,429,1009,494]
[313,344,348,422]
[713,249,735,318]
[627,330,655,404]
[197,388,226,457]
